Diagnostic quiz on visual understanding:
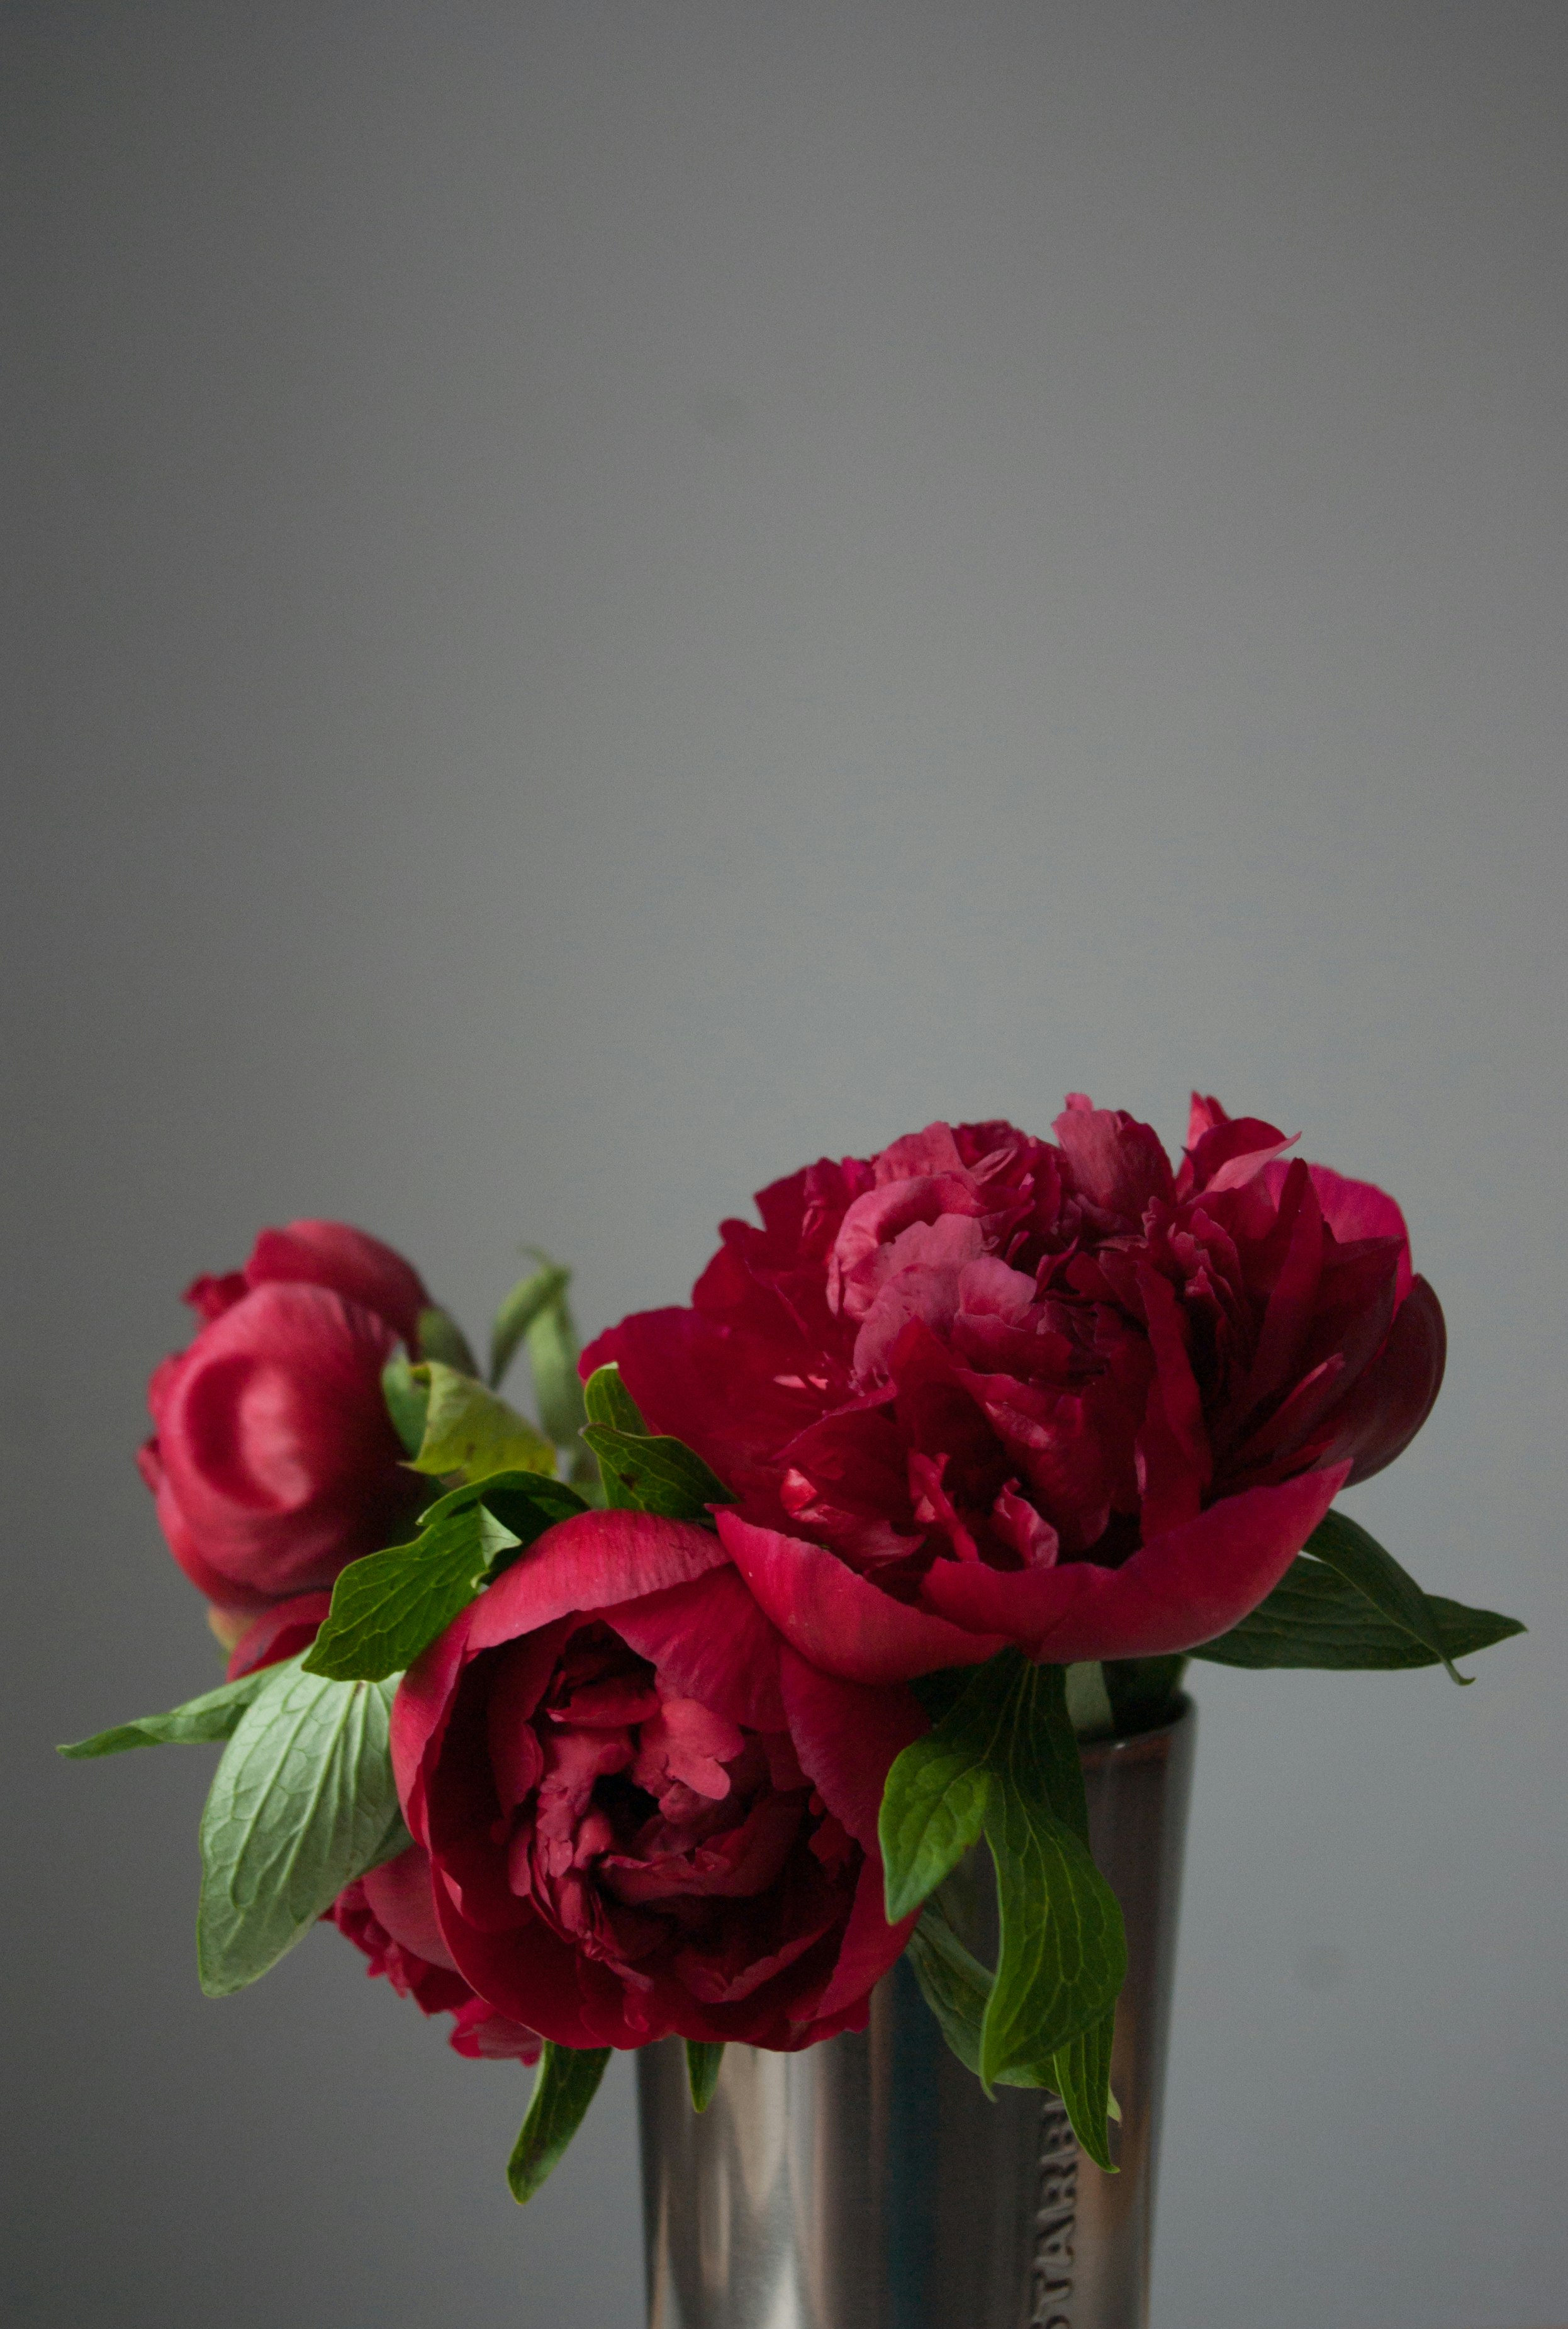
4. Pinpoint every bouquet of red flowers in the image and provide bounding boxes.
[65,1095,1521,2189]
